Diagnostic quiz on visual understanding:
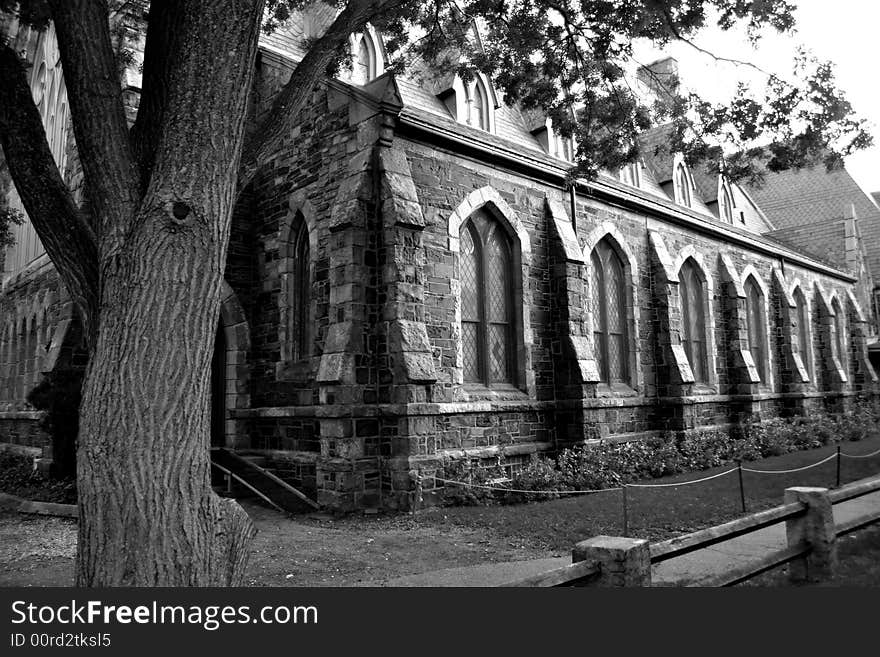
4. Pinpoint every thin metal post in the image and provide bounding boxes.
[836,446,842,488]
[622,485,629,537]
[737,460,746,513]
